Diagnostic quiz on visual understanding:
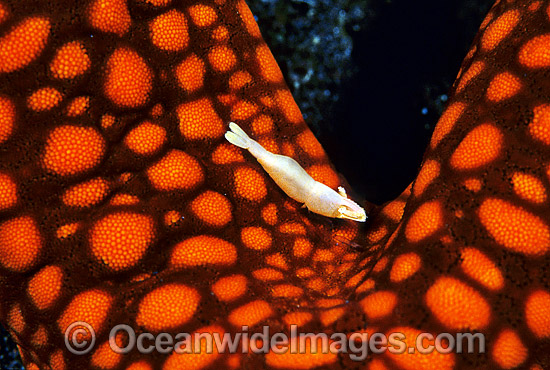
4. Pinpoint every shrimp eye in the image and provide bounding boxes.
[338,205,367,222]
